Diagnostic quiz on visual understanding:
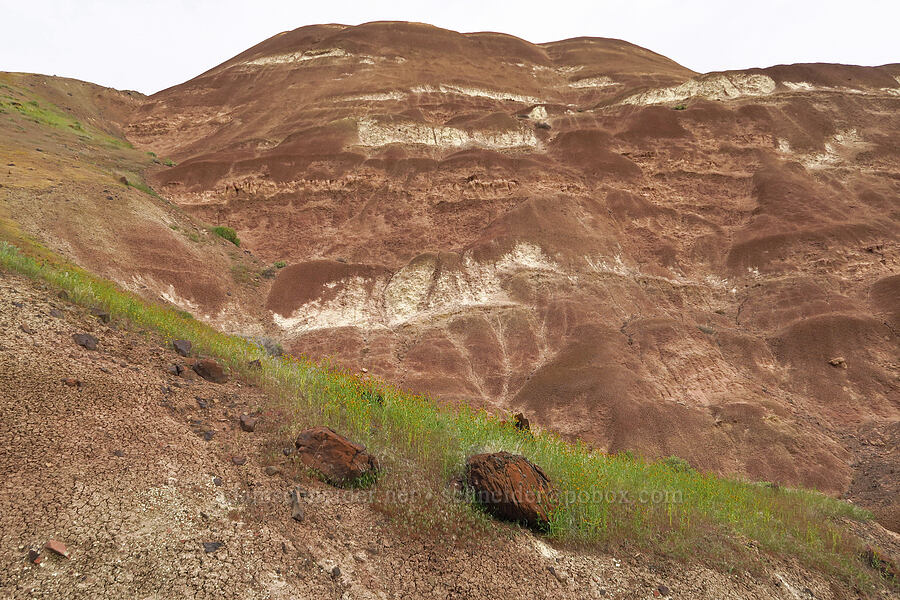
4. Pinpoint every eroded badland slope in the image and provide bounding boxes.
[1,22,899,597]
[127,23,898,527]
